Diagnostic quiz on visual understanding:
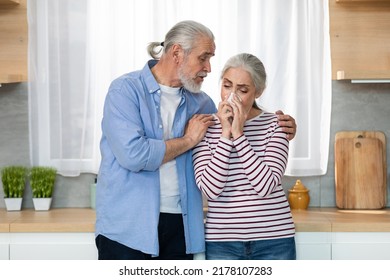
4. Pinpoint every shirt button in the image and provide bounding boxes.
[159,125,163,129]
